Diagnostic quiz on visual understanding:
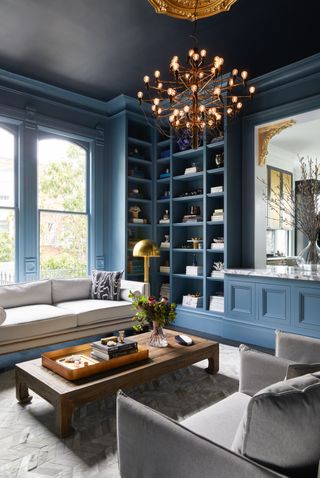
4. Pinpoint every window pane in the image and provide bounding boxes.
[0,209,15,284]
[0,127,15,207]
[38,139,86,212]
[40,211,88,279]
